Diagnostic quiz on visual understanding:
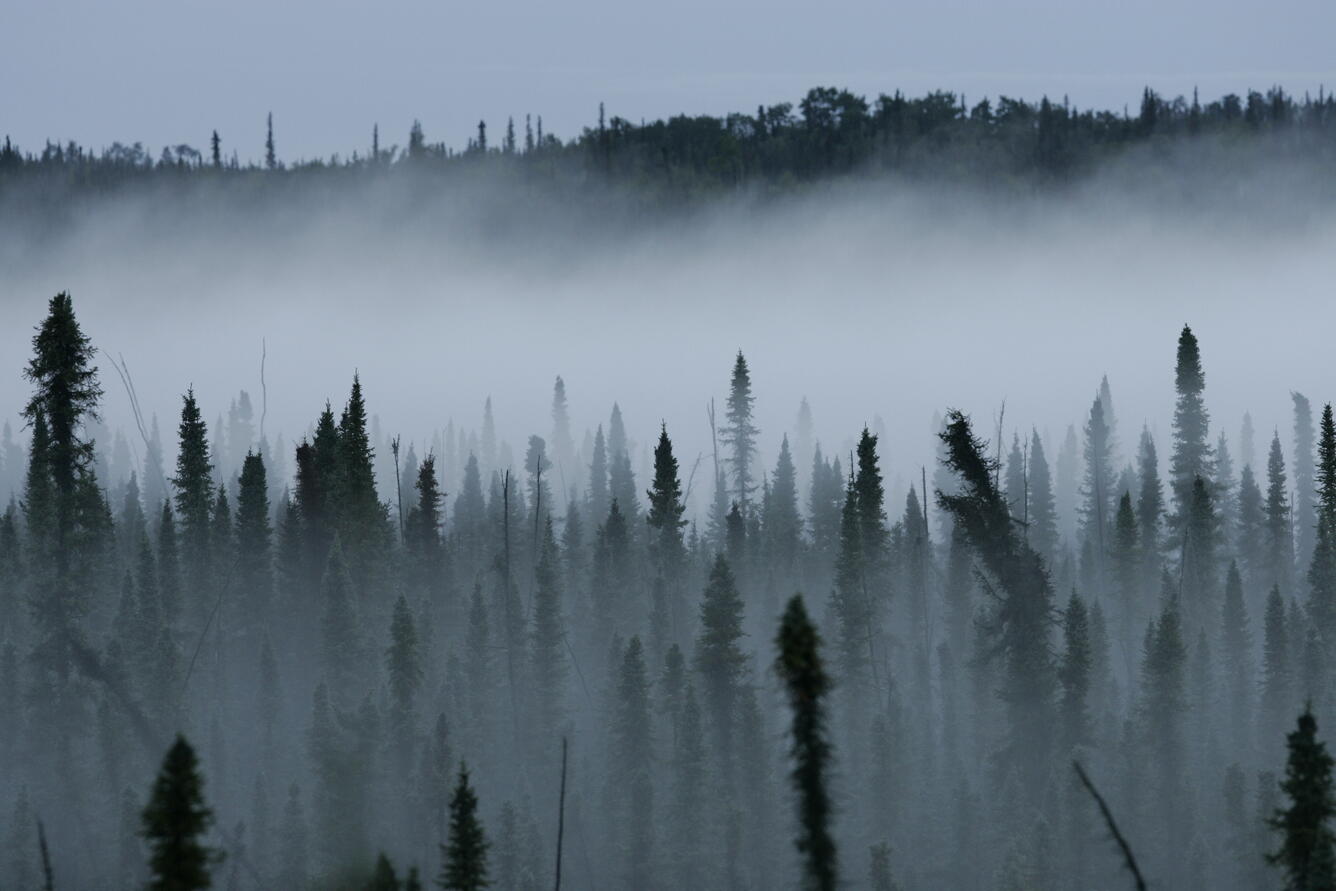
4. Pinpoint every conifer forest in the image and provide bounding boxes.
[5,83,1336,890]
